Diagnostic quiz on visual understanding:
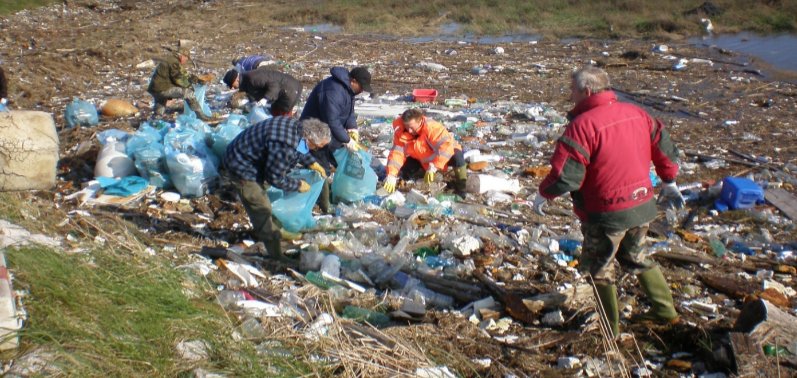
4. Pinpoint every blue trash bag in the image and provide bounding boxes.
[96,176,150,197]
[0,103,8,112]
[175,113,213,138]
[125,123,163,156]
[134,143,173,189]
[331,148,378,204]
[225,114,249,128]
[96,129,132,145]
[164,144,219,198]
[64,97,99,128]
[182,84,212,117]
[247,106,271,124]
[162,126,220,168]
[266,169,325,233]
[210,123,244,162]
